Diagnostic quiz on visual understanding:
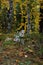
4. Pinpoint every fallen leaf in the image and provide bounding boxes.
[28,49,34,53]
[19,51,24,57]
[25,55,28,58]
[16,59,20,62]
